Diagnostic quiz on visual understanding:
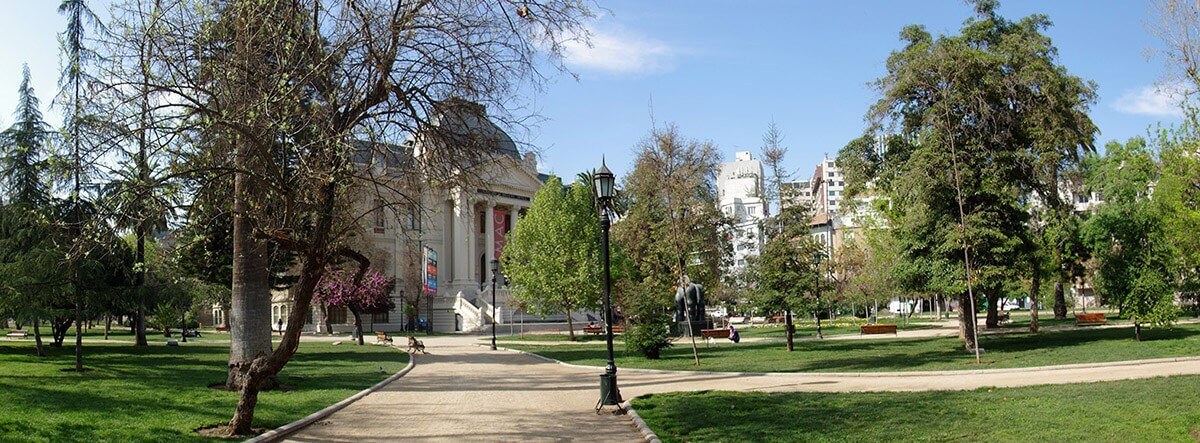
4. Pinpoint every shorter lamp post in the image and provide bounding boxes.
[593,158,623,412]
[813,251,824,339]
[490,258,499,351]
